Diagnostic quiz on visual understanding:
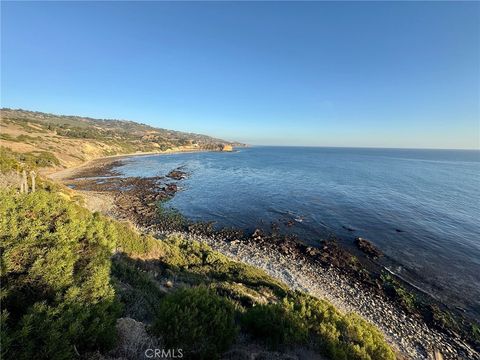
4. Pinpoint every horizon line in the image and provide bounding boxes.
[246,144,480,151]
